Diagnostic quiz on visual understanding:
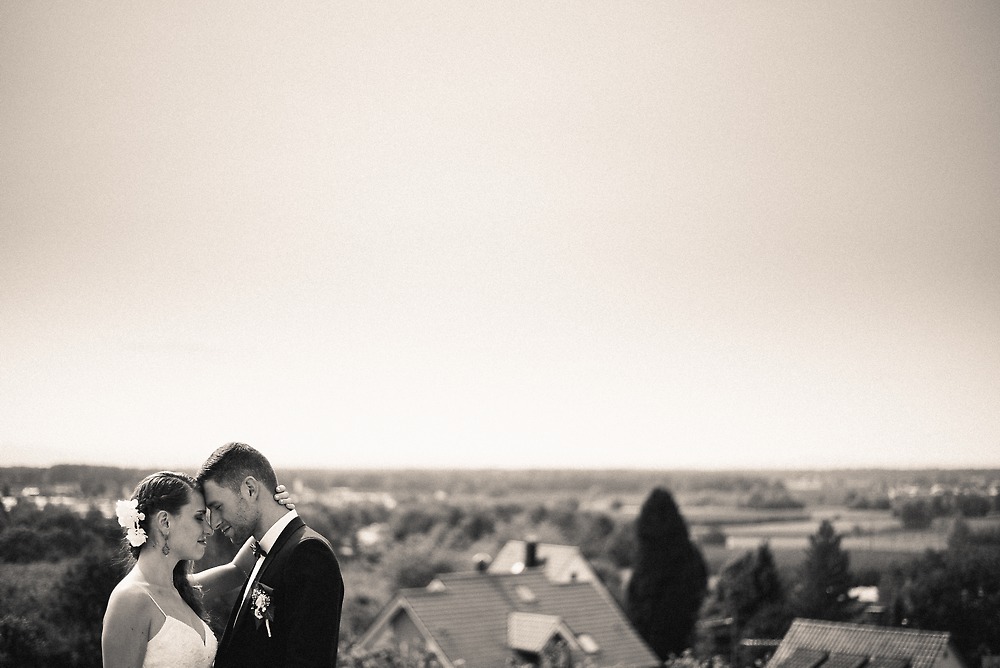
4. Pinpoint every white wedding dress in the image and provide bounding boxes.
[143,590,218,668]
